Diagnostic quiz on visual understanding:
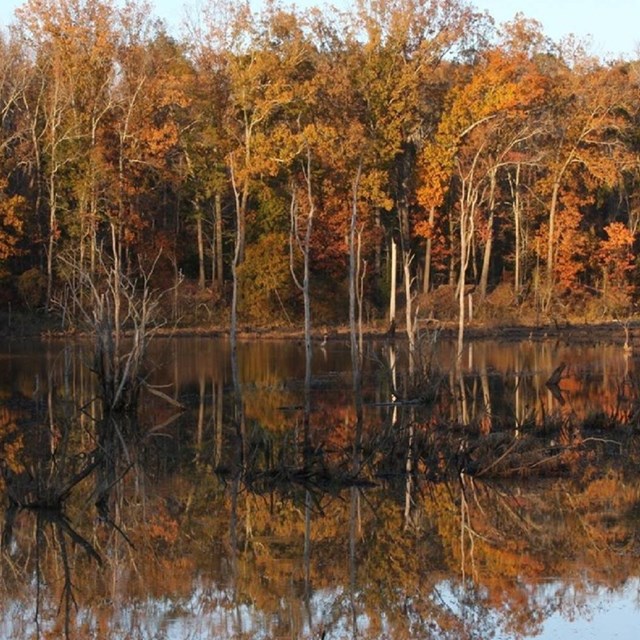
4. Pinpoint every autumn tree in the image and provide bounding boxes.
[349,0,487,324]
[418,46,543,355]
[181,46,229,293]
[44,0,117,277]
[15,0,88,305]
[598,221,635,311]
[533,48,635,309]
[0,32,29,274]
[1,0,640,327]
[0,179,25,271]
[193,1,307,340]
